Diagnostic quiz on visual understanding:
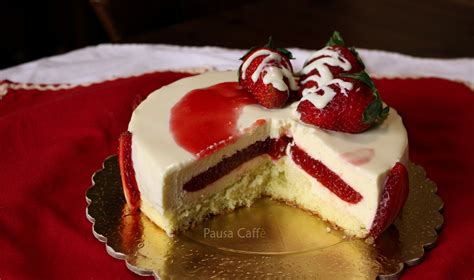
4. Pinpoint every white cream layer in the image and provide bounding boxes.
[129,71,408,230]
